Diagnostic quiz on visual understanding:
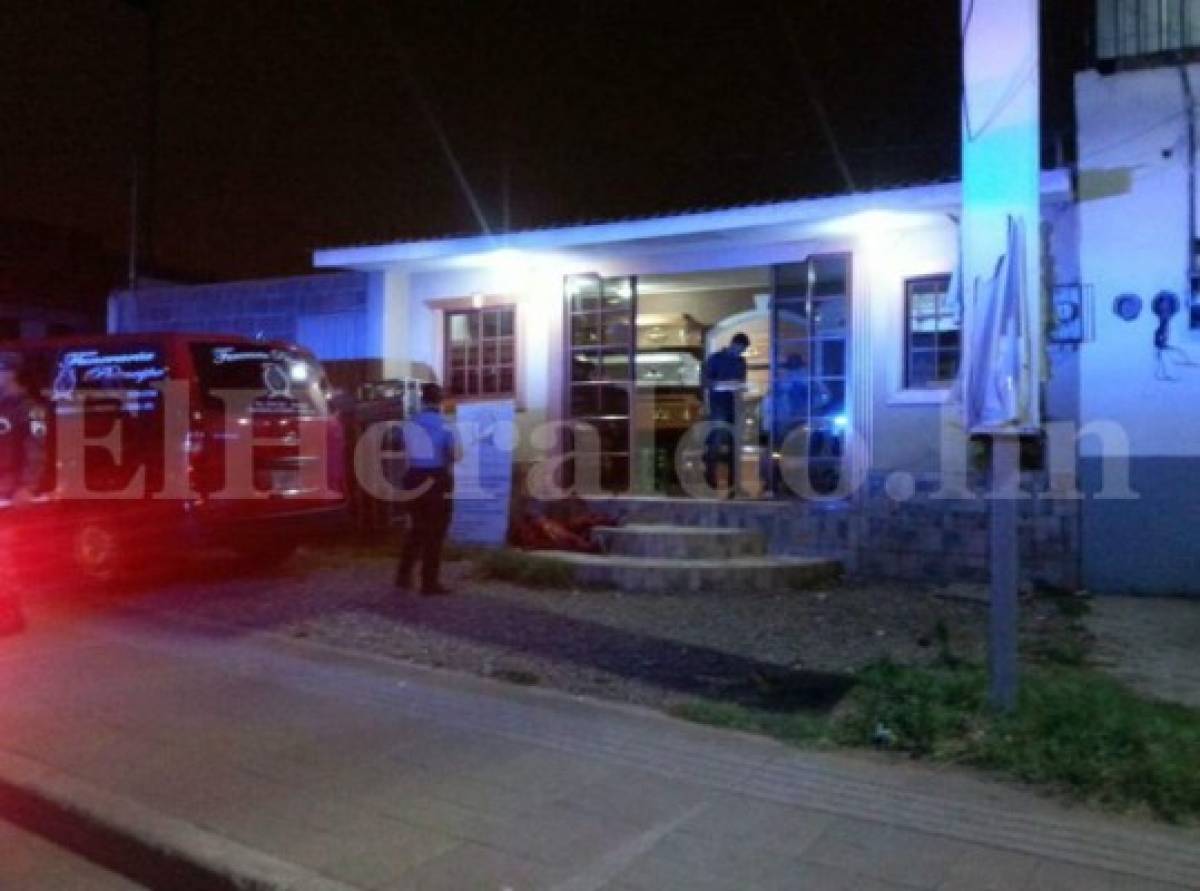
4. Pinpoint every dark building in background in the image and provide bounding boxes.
[0,219,129,339]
